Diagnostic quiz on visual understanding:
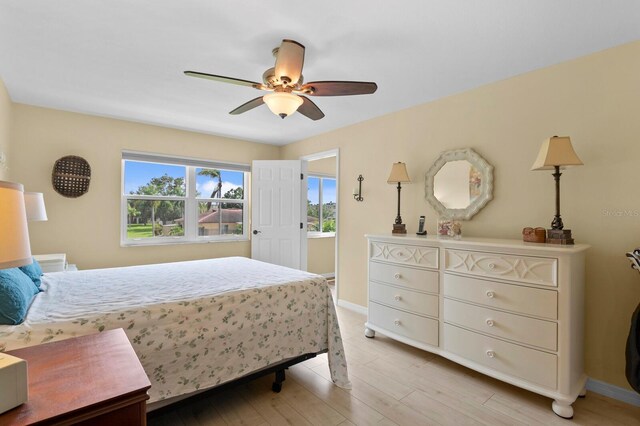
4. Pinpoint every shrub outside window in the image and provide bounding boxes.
[122,152,248,245]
